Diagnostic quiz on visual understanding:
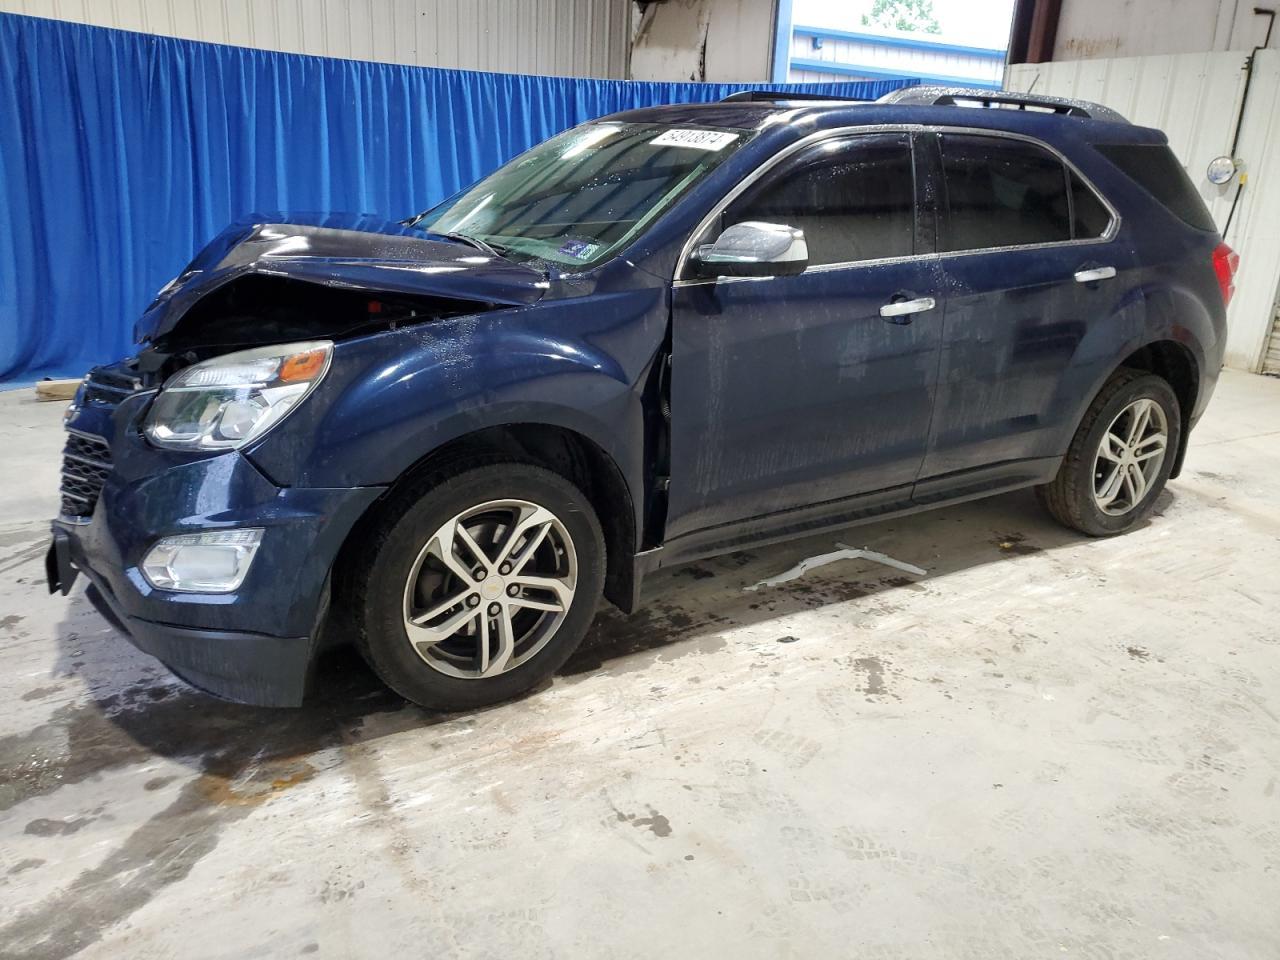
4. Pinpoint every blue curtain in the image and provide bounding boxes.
[0,14,916,382]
